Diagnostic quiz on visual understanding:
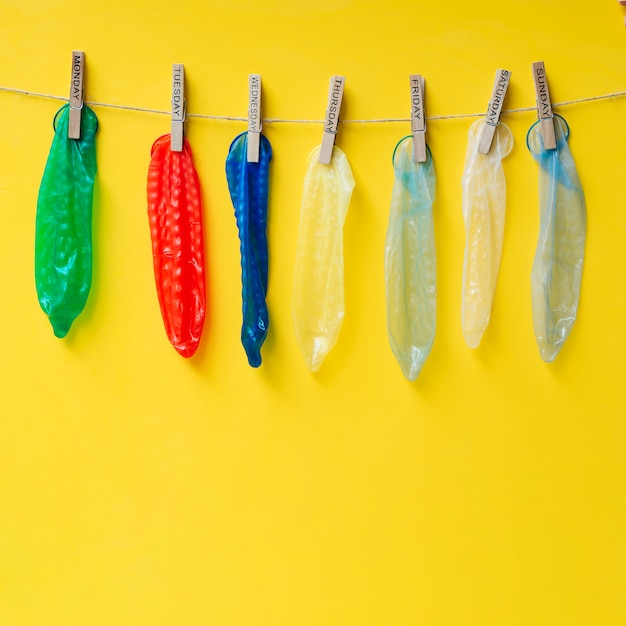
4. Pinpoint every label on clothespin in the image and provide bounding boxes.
[247,74,262,163]
[478,69,511,154]
[319,75,345,165]
[409,74,427,163]
[532,61,557,150]
[171,64,185,152]
[68,51,85,140]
